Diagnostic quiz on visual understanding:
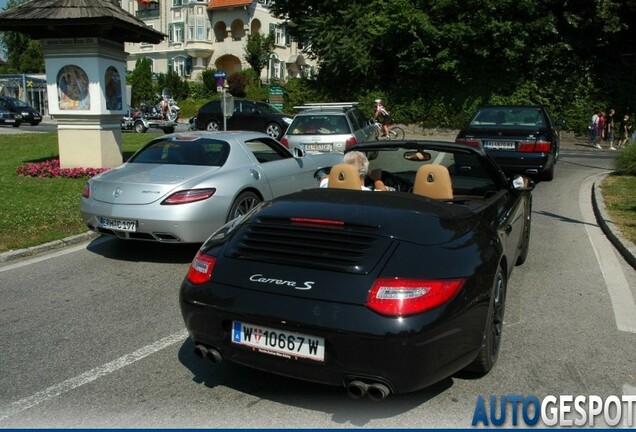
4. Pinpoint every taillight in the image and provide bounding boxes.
[81,182,90,198]
[281,137,289,147]
[366,277,464,316]
[345,137,357,148]
[519,140,551,152]
[455,138,481,148]
[186,252,216,284]
[161,188,216,205]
